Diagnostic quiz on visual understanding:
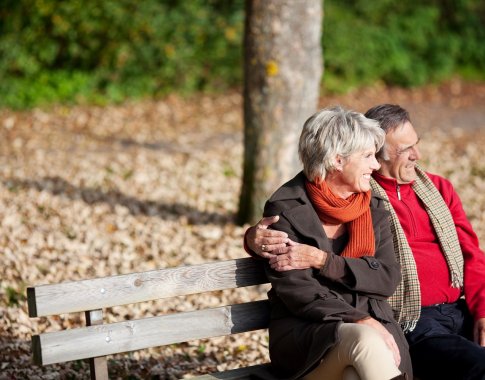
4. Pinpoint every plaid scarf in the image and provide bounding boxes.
[370,166,464,332]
